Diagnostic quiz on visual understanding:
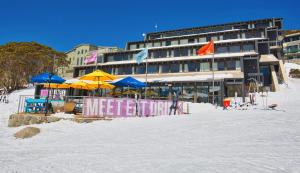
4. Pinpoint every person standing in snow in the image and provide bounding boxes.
[169,90,179,115]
